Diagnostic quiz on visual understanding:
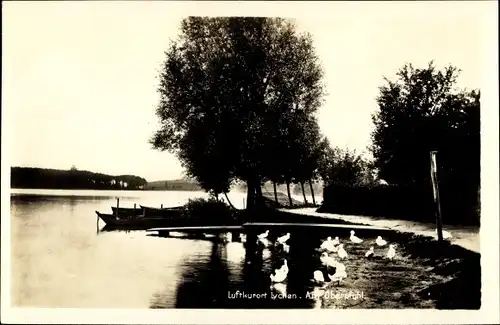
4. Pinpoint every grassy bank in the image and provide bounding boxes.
[239,206,480,309]
[311,231,480,309]
[138,198,480,309]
